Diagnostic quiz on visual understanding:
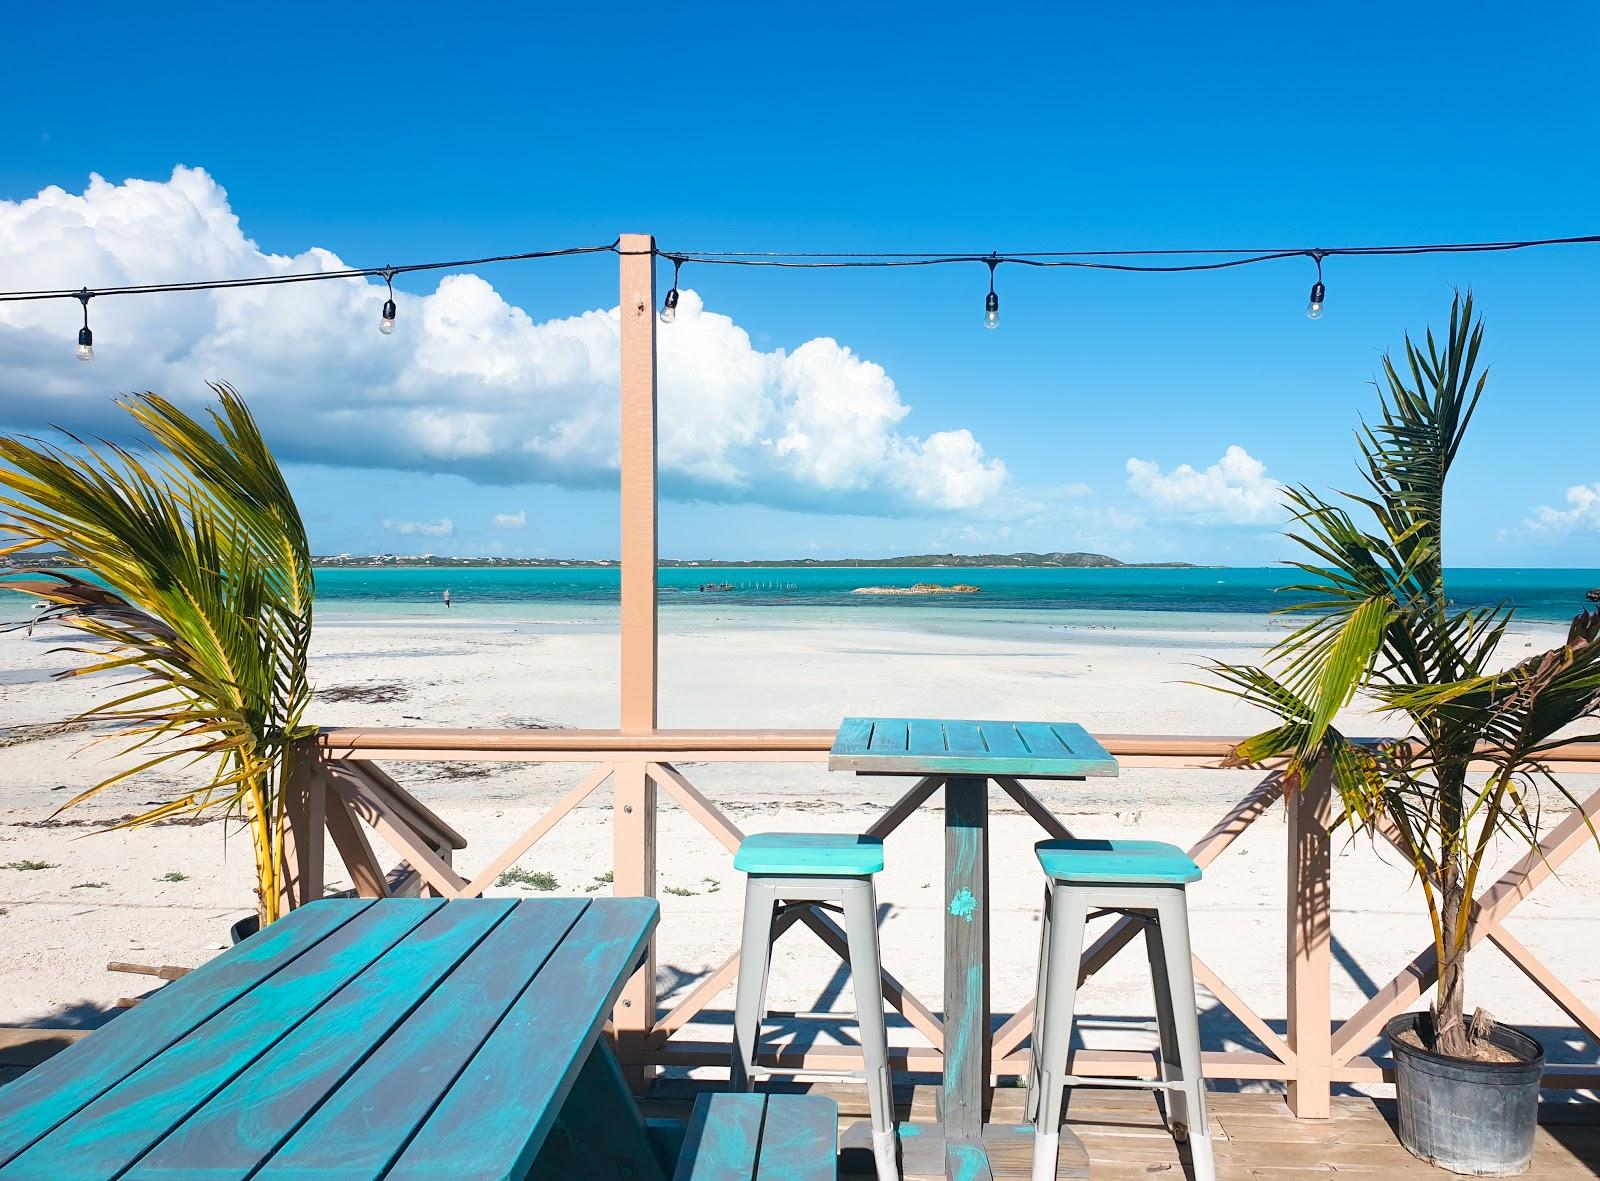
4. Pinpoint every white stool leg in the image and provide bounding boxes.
[1023,882,1054,1126]
[1155,889,1215,1181]
[1032,885,1087,1181]
[730,879,777,1092]
[1144,913,1188,1138]
[841,878,898,1181]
